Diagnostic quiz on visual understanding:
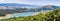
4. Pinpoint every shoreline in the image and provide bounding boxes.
[34,12,40,15]
[0,14,11,19]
